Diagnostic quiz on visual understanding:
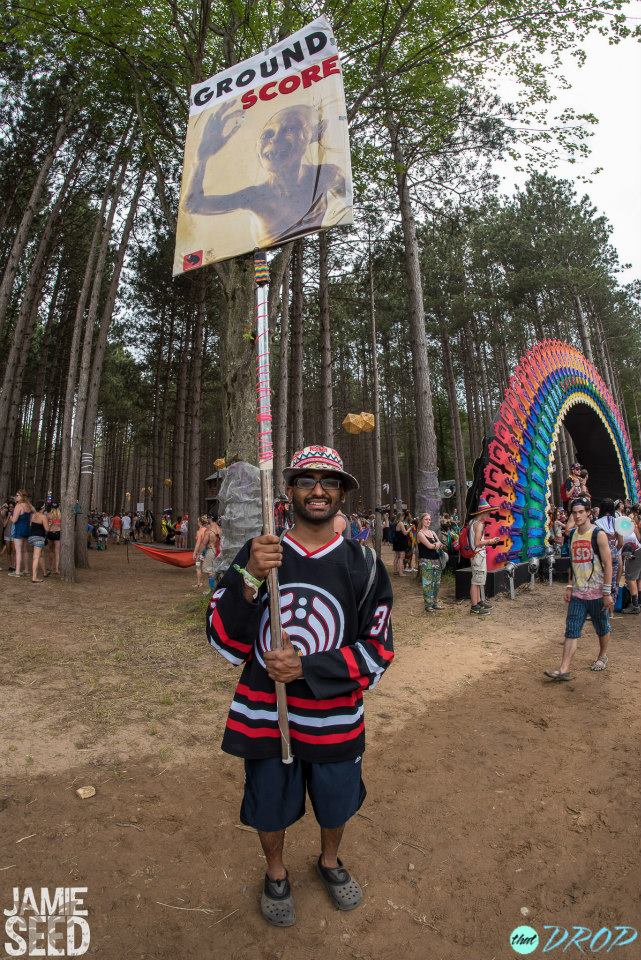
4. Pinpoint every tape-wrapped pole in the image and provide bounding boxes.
[255,251,293,764]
